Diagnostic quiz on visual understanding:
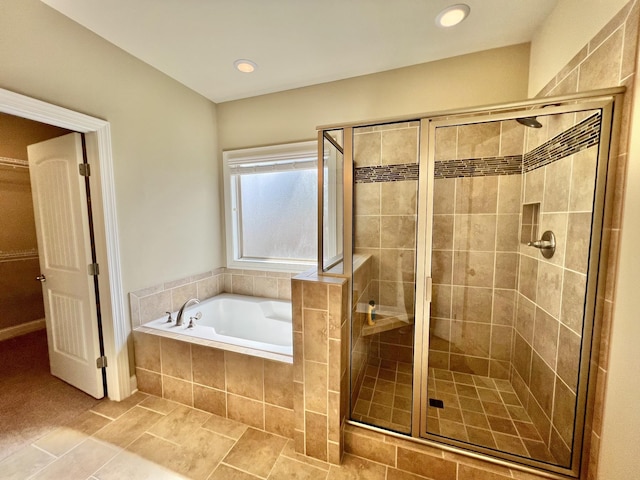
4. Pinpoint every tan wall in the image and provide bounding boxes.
[217,44,531,151]
[0,0,222,302]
